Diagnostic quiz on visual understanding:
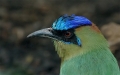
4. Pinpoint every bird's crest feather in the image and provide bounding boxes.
[52,14,92,30]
